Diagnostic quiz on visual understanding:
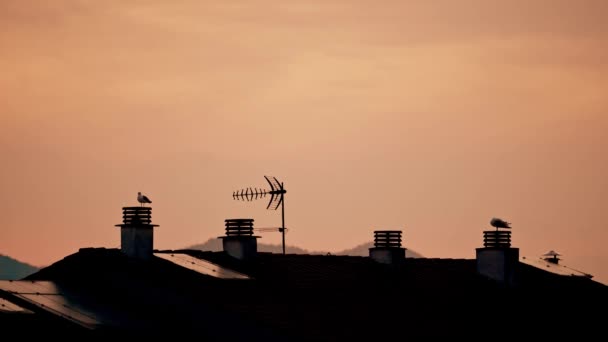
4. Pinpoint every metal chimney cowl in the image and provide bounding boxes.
[476,229,519,287]
[115,207,159,260]
[219,219,259,260]
[369,230,406,264]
